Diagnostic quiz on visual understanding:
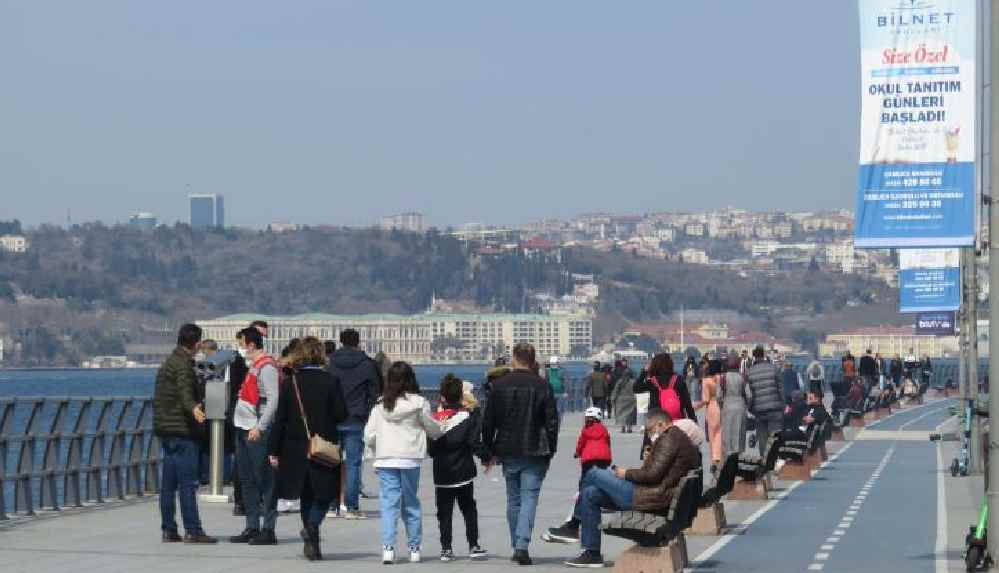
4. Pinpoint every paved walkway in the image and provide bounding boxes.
[0,398,975,572]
